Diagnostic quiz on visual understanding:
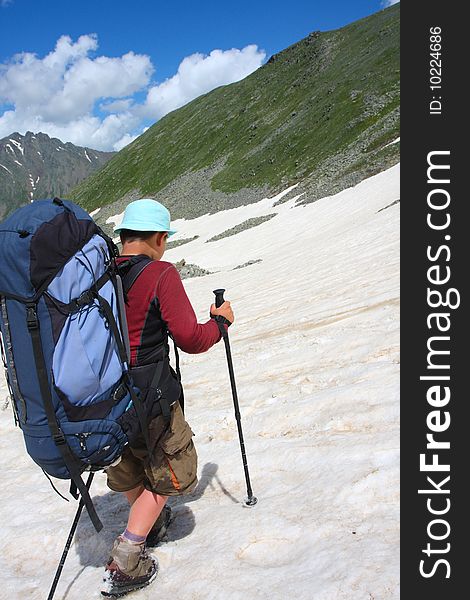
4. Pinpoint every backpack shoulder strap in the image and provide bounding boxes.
[118,255,154,295]
[119,254,185,412]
